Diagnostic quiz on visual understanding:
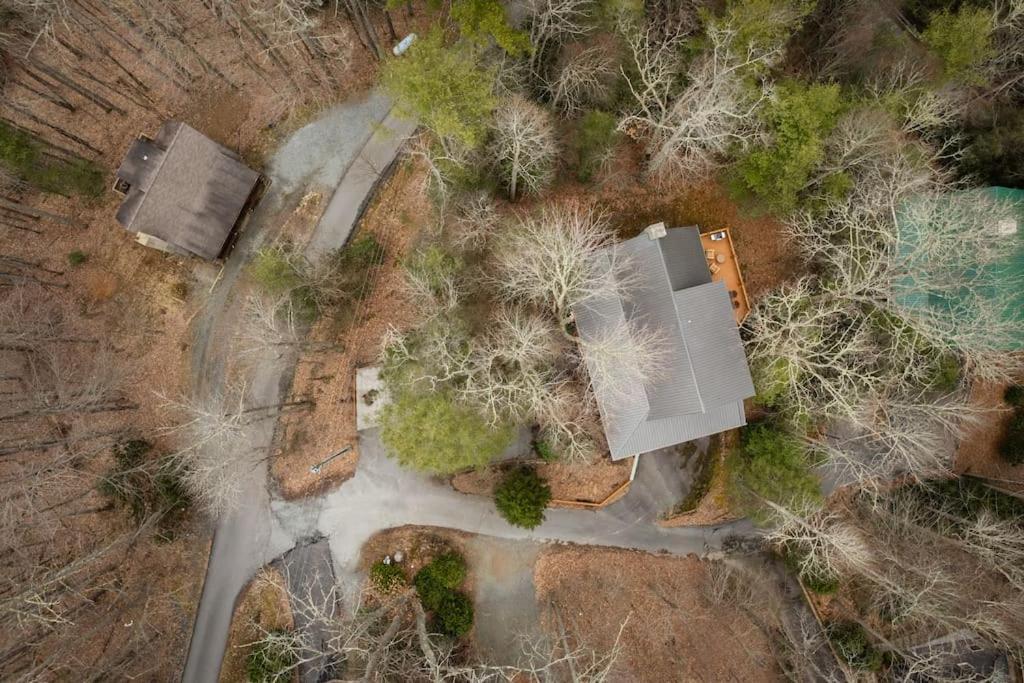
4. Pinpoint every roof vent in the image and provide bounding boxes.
[645,222,667,240]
